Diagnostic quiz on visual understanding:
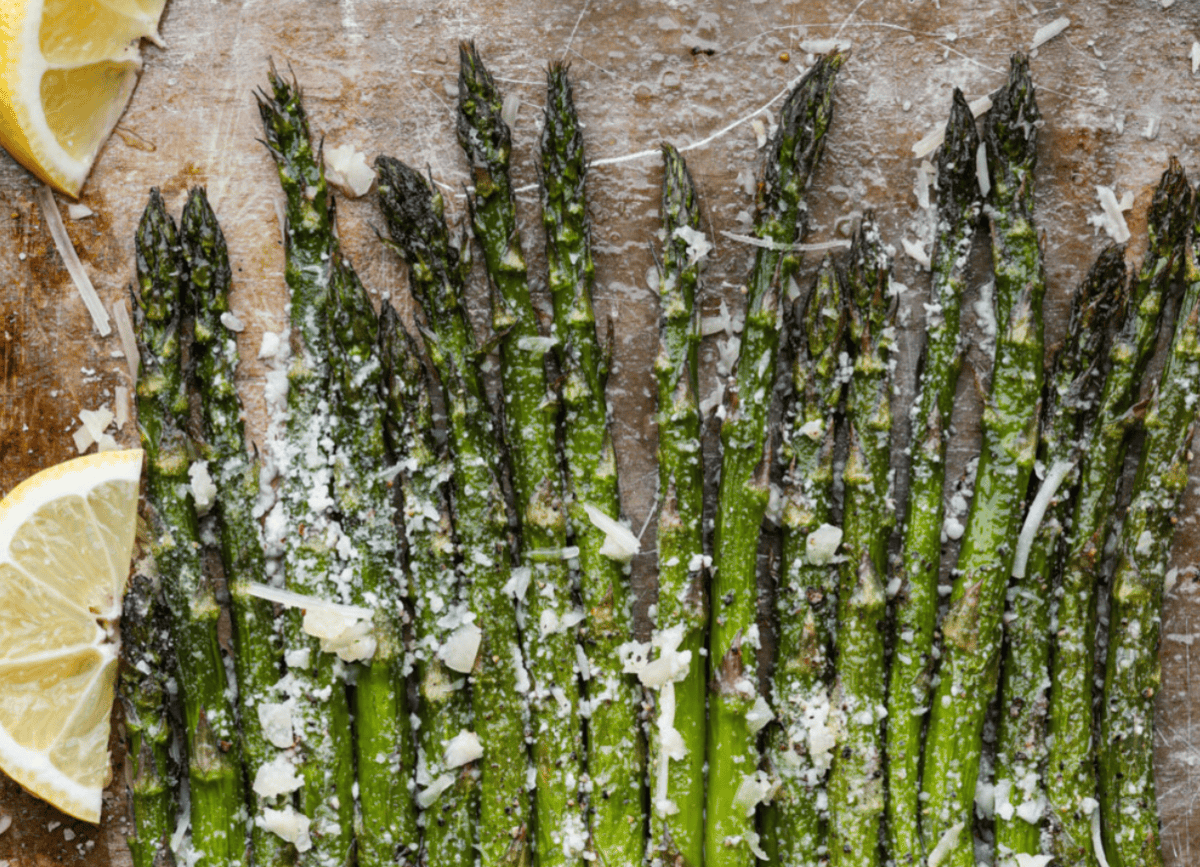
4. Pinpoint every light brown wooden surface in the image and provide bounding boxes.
[1,0,1199,863]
